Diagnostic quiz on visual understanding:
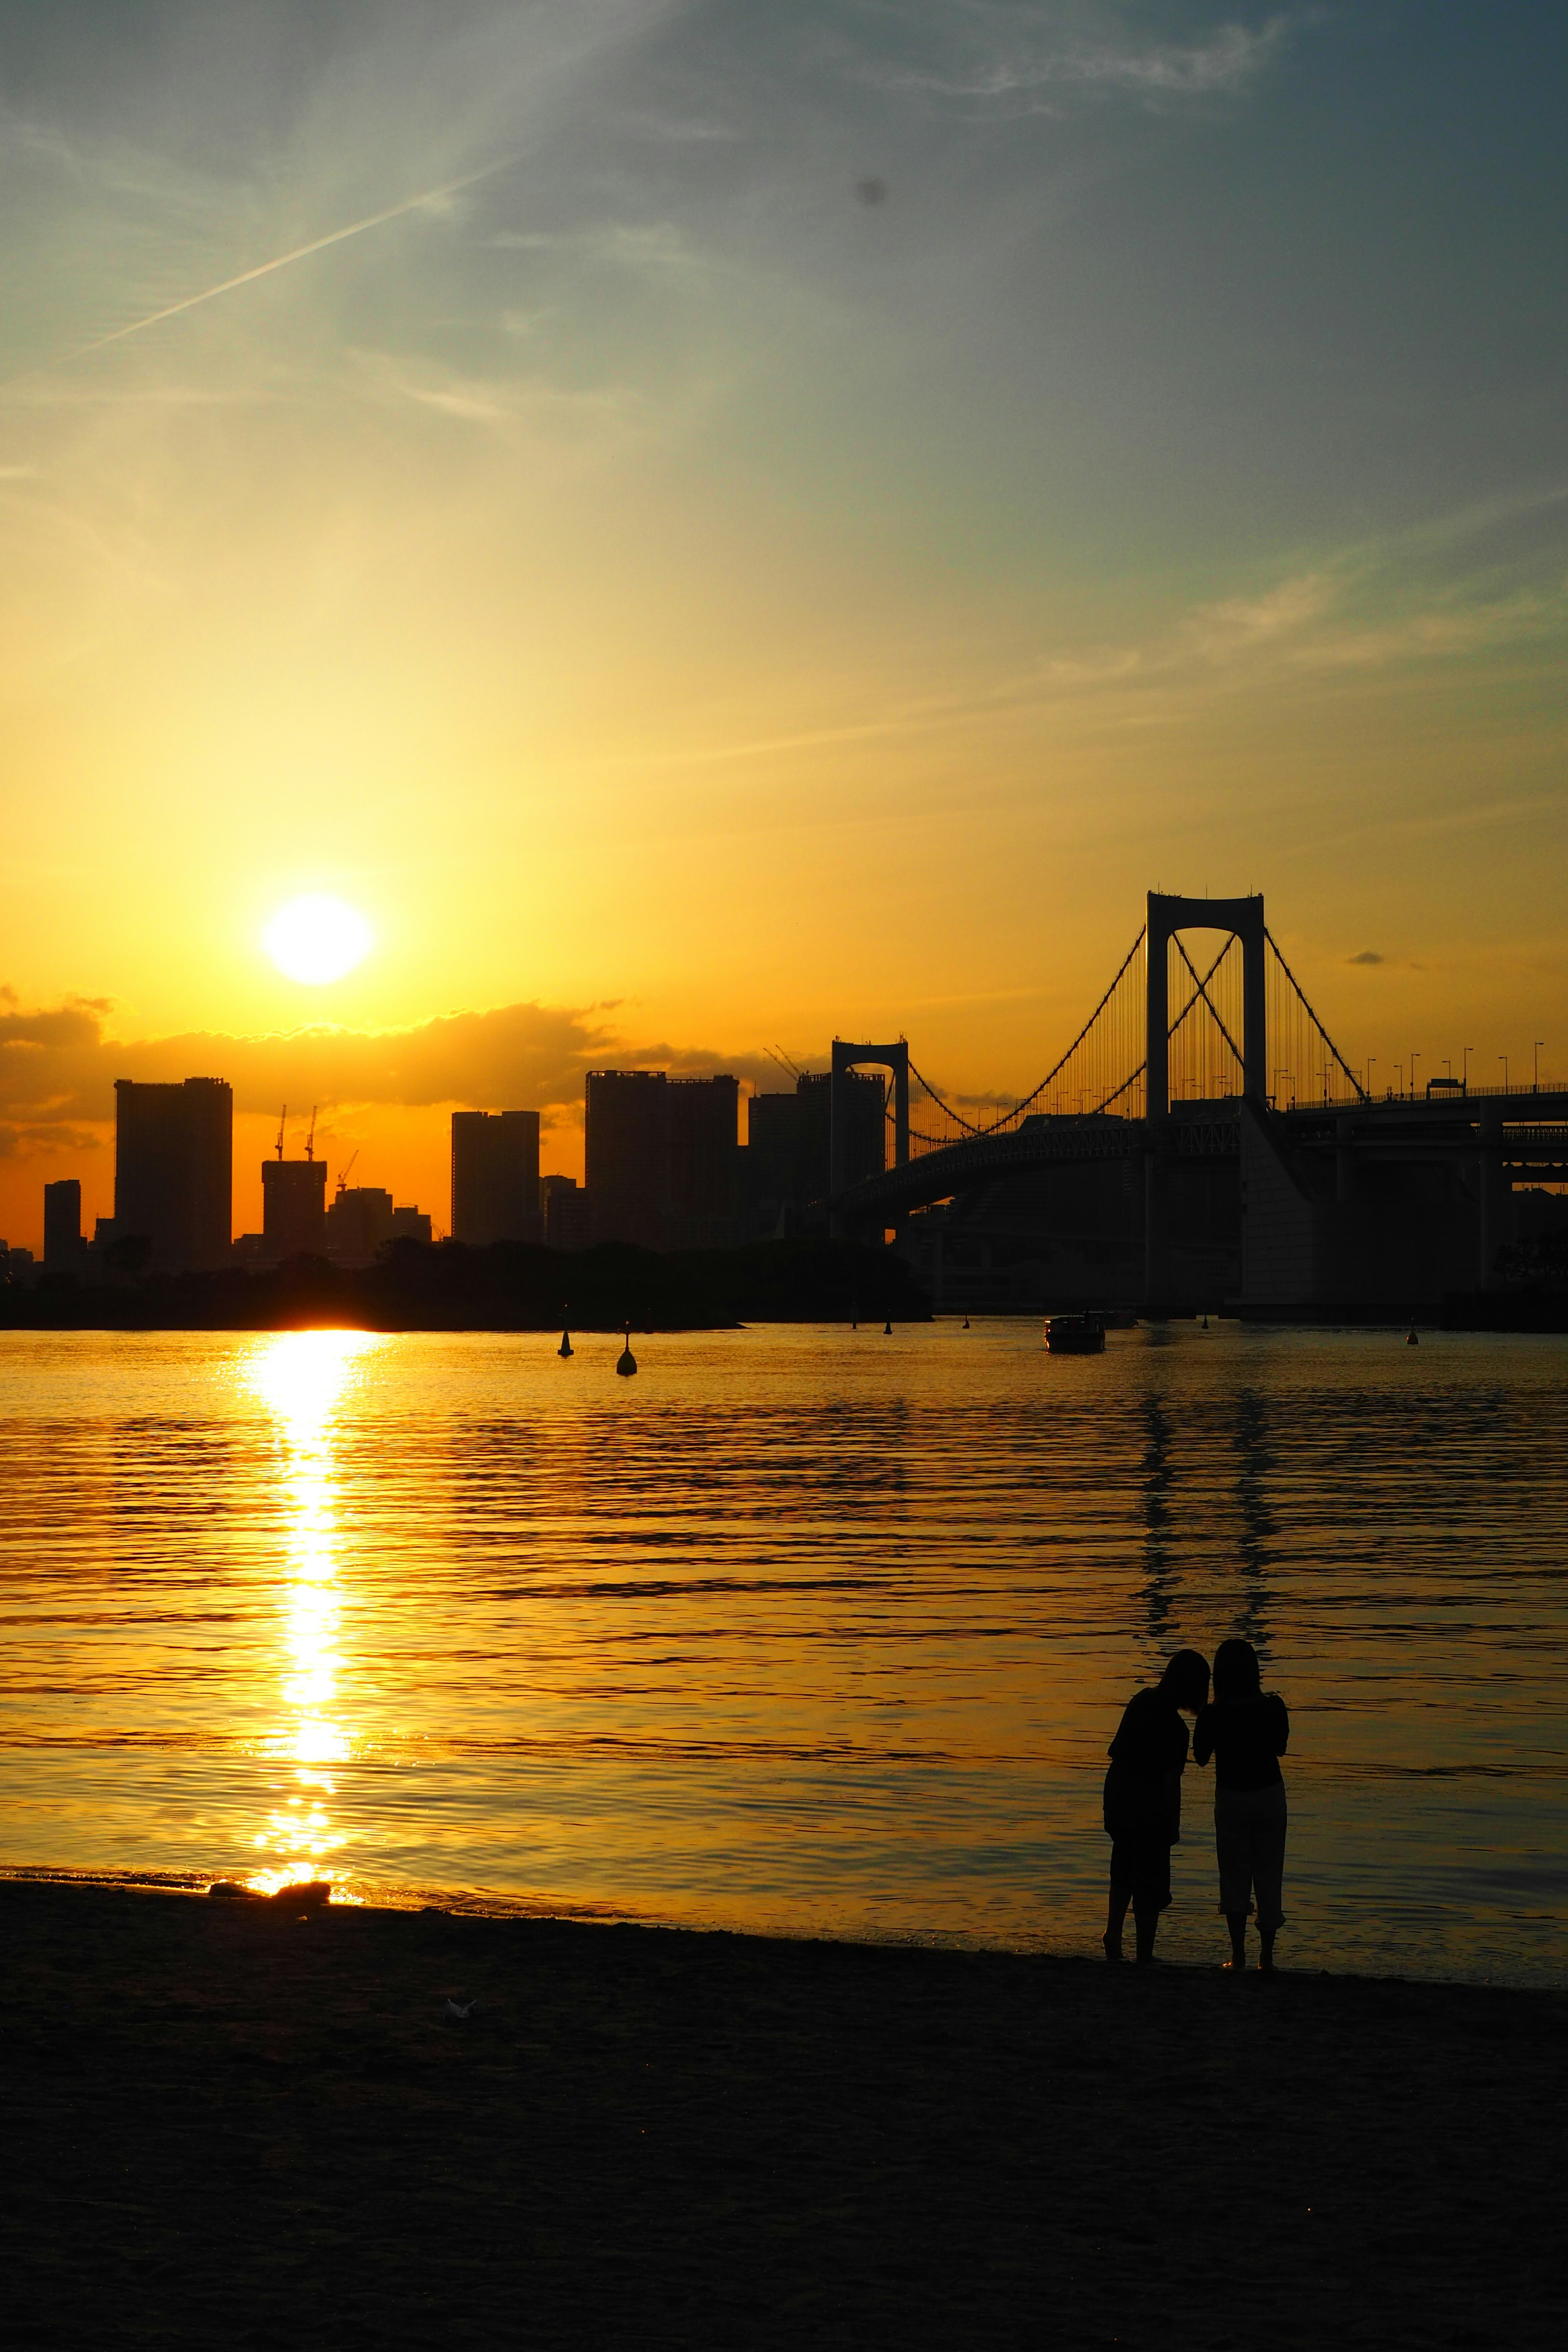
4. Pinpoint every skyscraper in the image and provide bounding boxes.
[584,1072,740,1249]
[668,1075,739,1247]
[541,1174,590,1251]
[113,1078,232,1272]
[744,1072,883,1230]
[746,1092,802,1218]
[43,1178,84,1273]
[584,1071,670,1248]
[451,1111,542,1245]
[325,1186,394,1266]
[261,1157,328,1260]
[797,1069,883,1204]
